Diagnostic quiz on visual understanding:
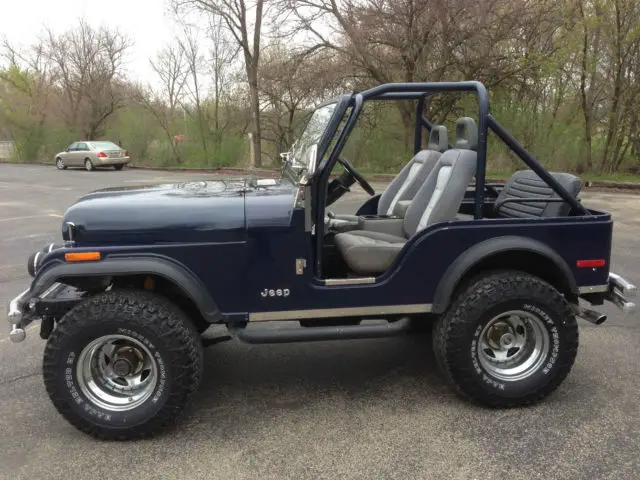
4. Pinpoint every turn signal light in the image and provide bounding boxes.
[65,252,101,262]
